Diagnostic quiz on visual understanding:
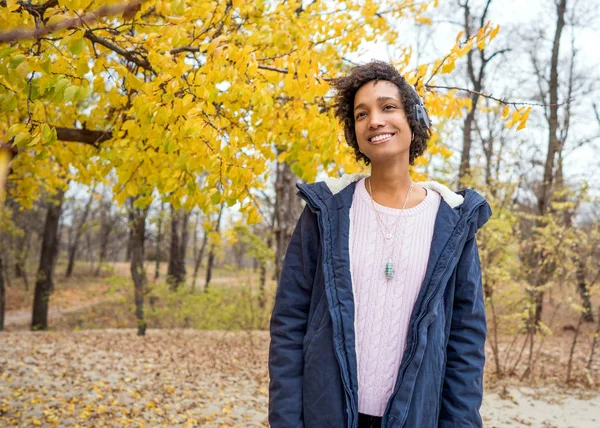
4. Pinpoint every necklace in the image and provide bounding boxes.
[367,177,413,280]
